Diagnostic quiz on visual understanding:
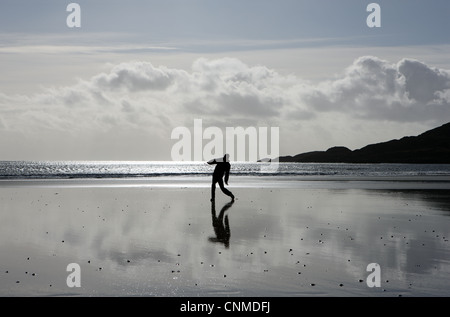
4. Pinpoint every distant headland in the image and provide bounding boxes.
[277,122,450,164]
